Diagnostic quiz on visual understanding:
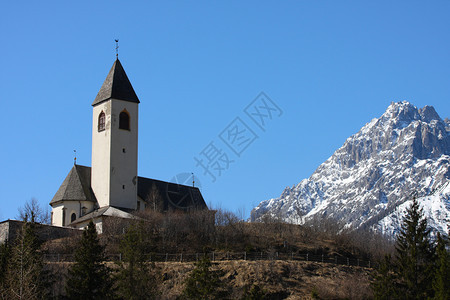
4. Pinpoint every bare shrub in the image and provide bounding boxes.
[339,273,373,299]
